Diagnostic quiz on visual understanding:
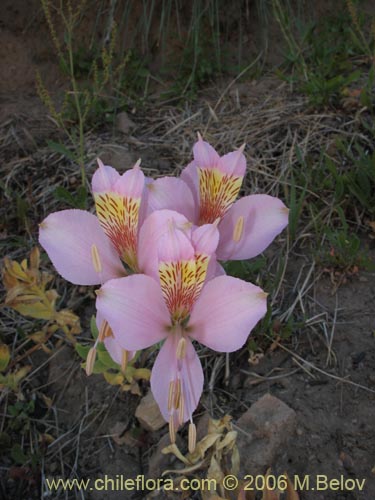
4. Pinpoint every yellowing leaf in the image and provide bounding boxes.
[11,301,55,320]
[0,344,10,372]
[216,430,237,451]
[207,455,224,484]
[30,247,40,270]
[161,443,191,466]
[2,248,81,343]
[132,367,151,381]
[231,444,240,476]
[103,371,124,386]
[14,365,32,385]
[29,330,49,344]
